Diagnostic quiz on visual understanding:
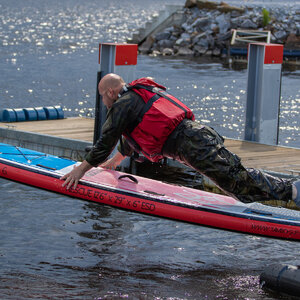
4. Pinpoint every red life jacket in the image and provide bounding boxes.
[123,78,194,162]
